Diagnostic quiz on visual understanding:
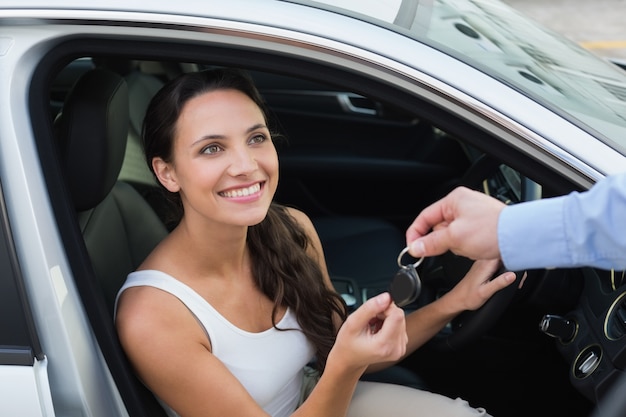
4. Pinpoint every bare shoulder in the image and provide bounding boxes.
[284,206,315,231]
[284,207,331,274]
[116,232,202,351]
[284,206,322,246]
[116,284,208,355]
[115,283,263,416]
[116,284,173,328]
